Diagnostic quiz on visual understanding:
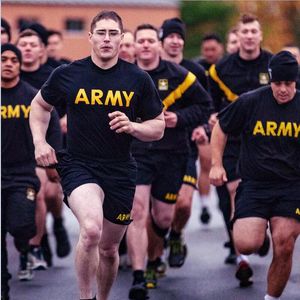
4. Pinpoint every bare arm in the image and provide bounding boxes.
[209,120,228,186]
[108,111,165,142]
[29,91,58,167]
